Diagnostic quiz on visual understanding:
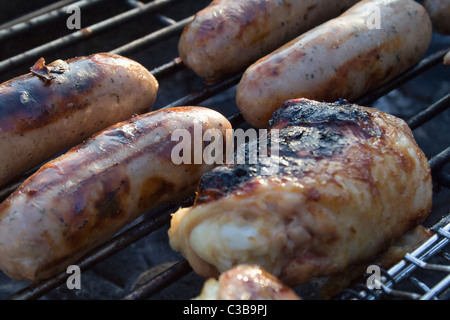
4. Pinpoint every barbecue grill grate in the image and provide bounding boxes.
[0,0,449,300]
[336,214,450,300]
